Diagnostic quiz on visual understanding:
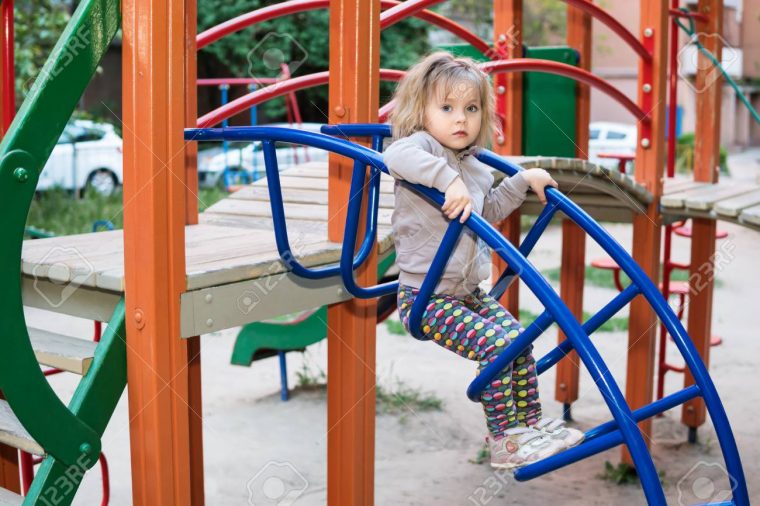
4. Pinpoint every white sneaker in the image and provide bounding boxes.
[487,427,566,470]
[533,417,585,448]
